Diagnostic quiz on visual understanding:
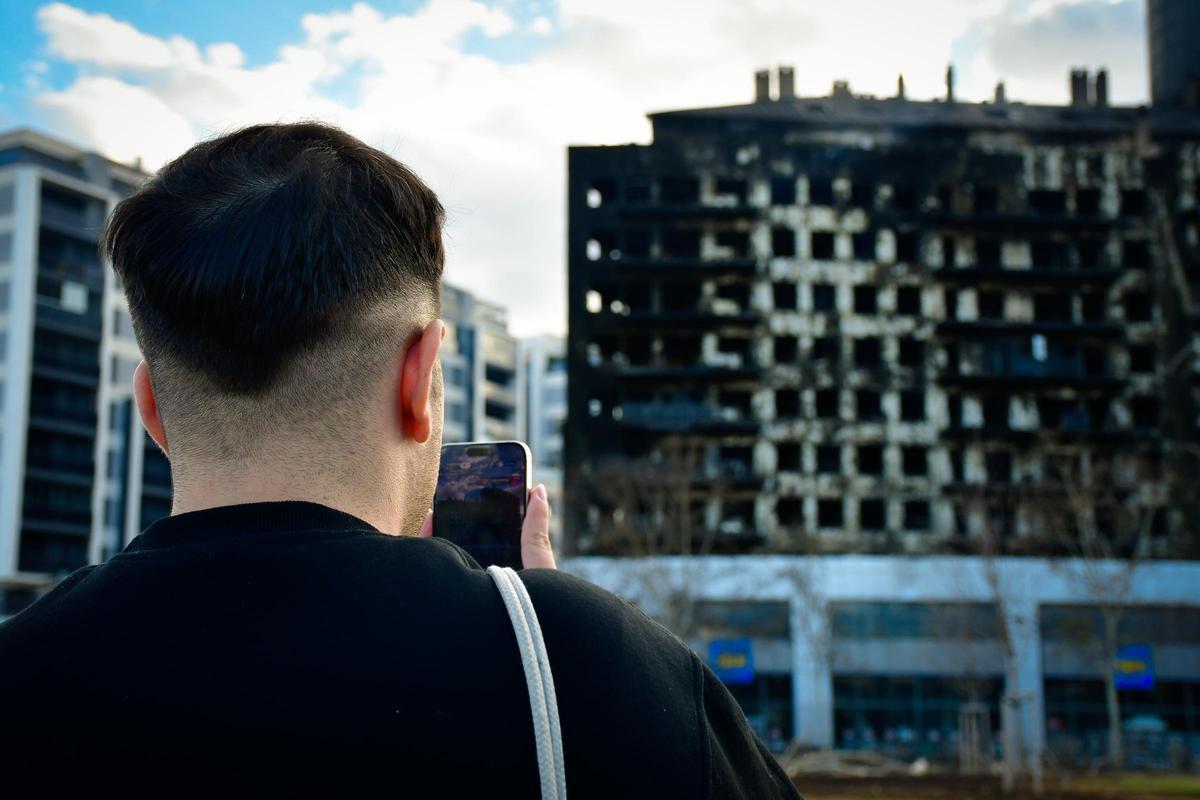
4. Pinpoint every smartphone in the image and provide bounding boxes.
[433,441,531,570]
